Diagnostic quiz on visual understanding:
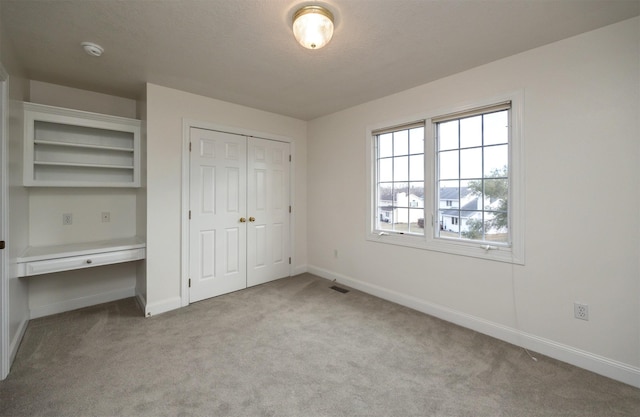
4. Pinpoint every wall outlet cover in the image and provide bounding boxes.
[574,302,589,321]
